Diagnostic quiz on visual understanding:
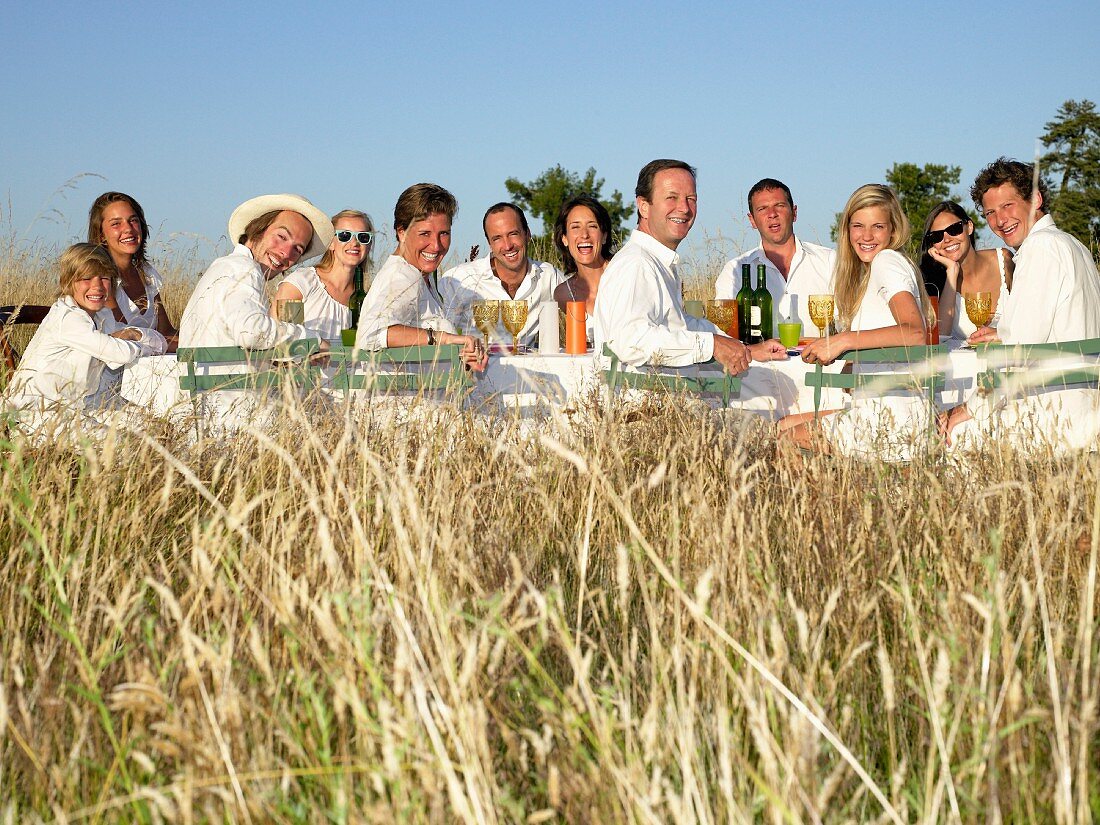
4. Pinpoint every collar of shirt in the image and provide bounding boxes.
[627,229,679,271]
